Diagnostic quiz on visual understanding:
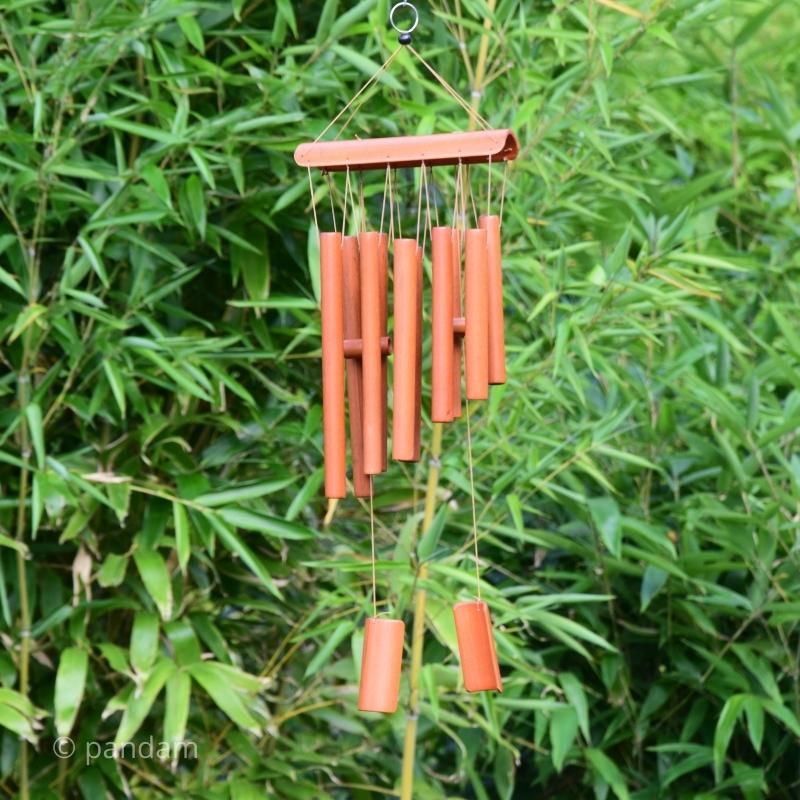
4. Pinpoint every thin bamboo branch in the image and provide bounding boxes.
[400,4,497,794]
[400,423,443,799]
